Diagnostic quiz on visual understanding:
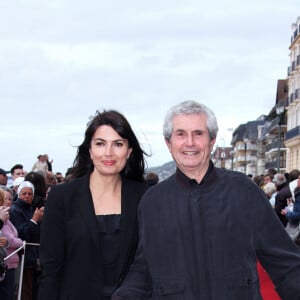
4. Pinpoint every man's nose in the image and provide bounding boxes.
[186,134,195,145]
